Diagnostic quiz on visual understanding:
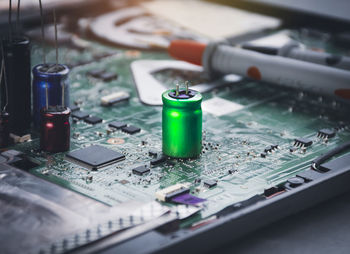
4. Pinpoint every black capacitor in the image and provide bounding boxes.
[40,106,71,153]
[0,112,10,148]
[0,37,31,135]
